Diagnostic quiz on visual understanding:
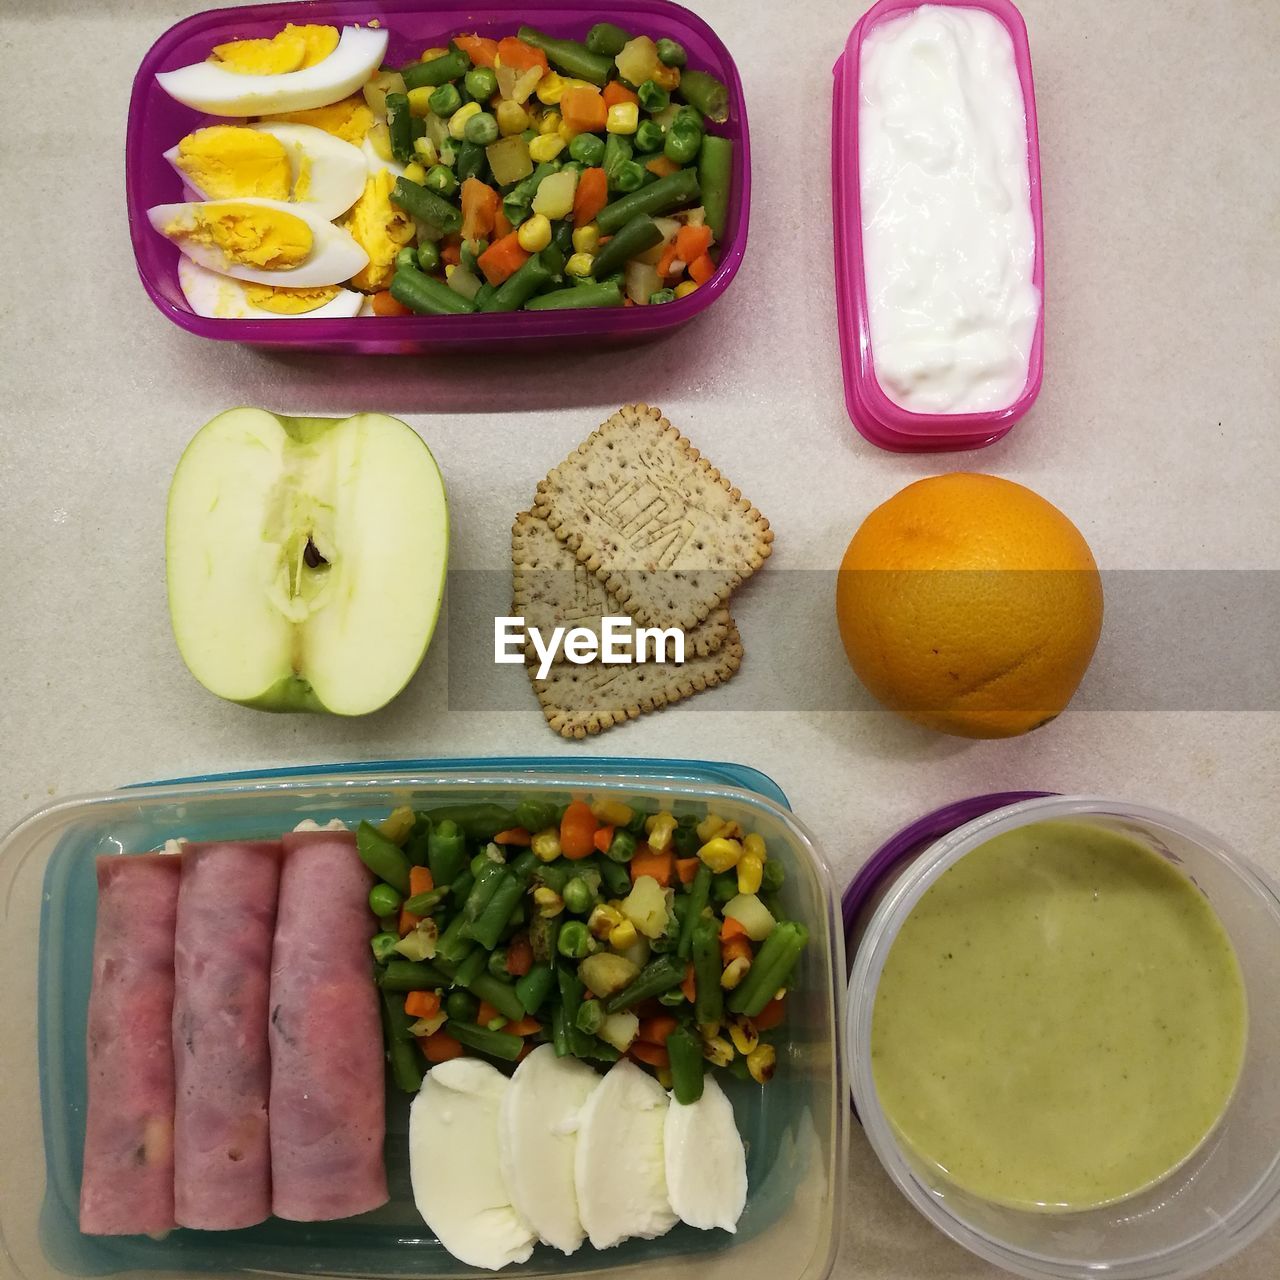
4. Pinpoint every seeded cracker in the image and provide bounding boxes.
[531,404,773,630]
[512,511,731,665]
[531,625,744,739]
